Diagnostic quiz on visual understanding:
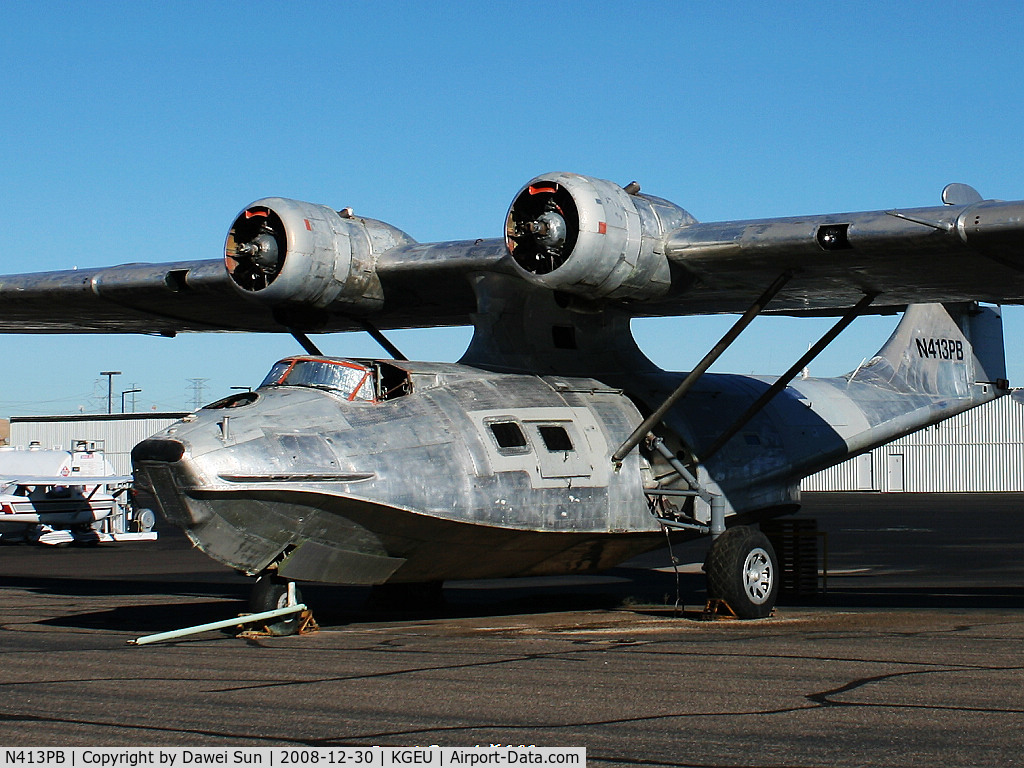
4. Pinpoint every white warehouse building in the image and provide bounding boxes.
[803,393,1024,492]
[9,412,188,476]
